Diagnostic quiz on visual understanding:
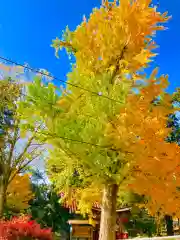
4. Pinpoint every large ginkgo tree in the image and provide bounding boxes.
[20,1,180,240]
